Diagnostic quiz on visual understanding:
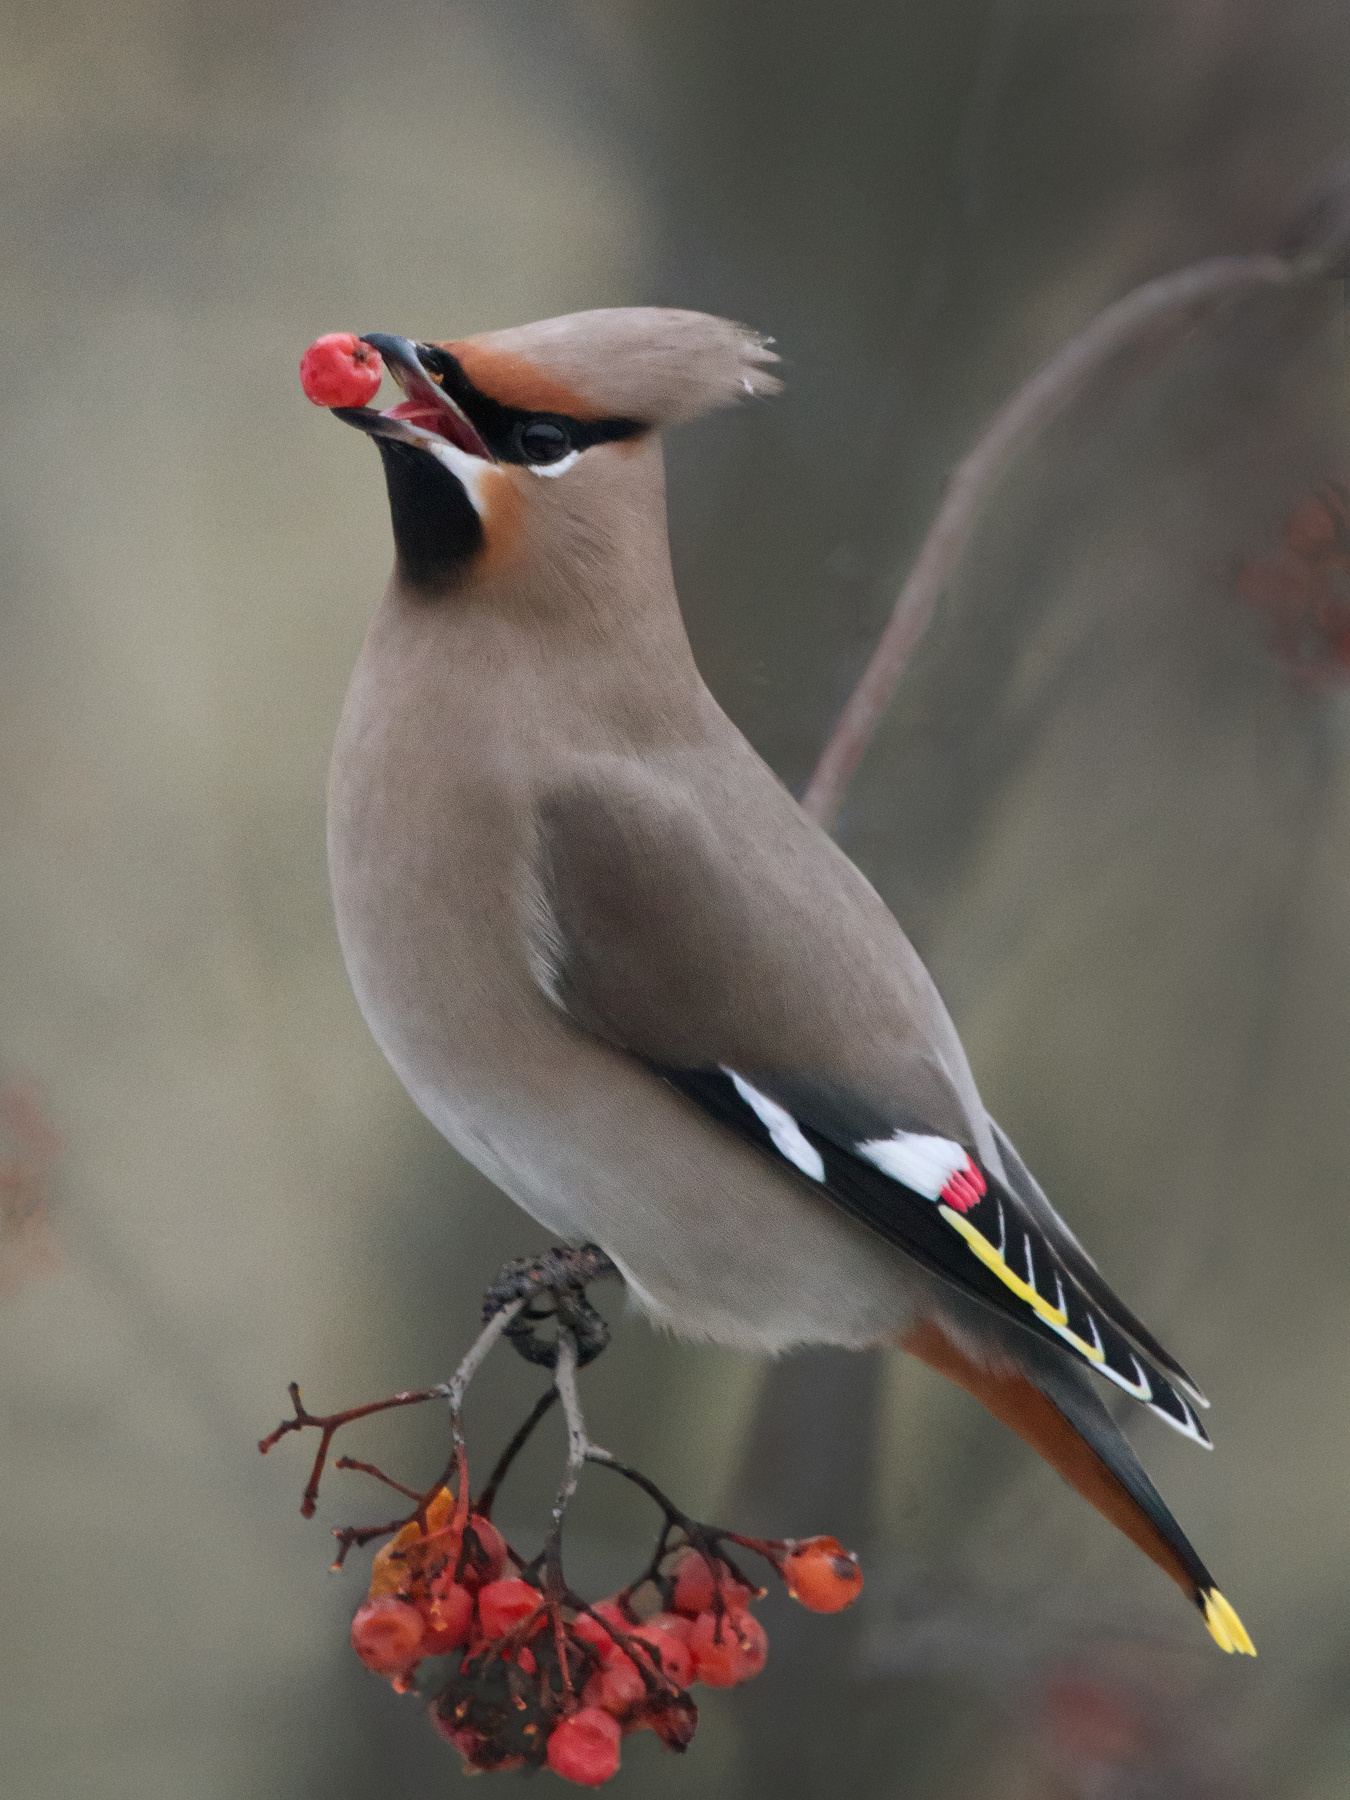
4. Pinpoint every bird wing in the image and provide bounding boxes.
[531,761,1210,1446]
